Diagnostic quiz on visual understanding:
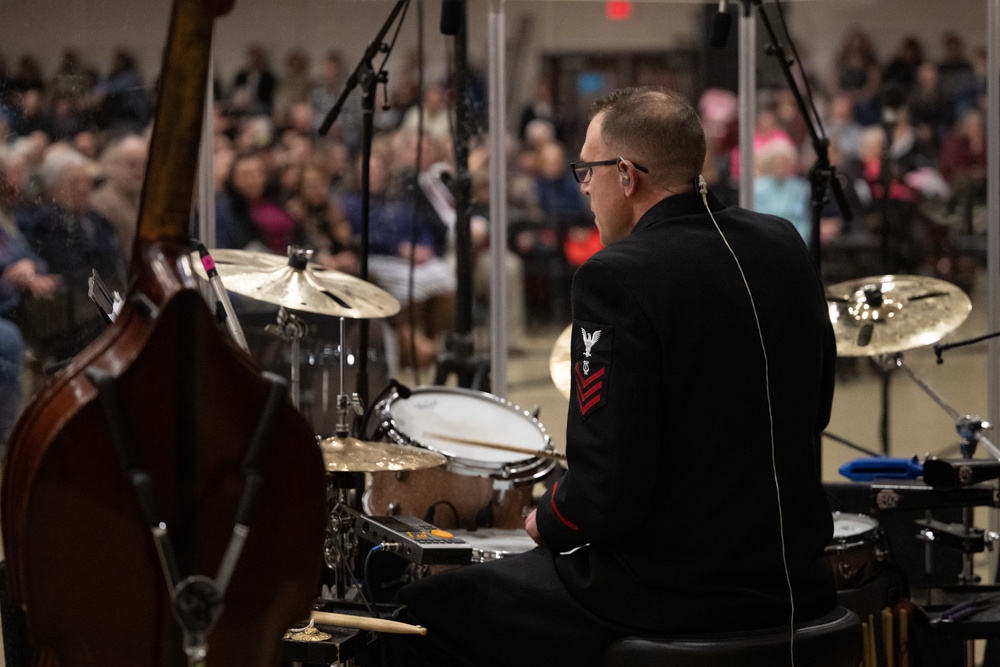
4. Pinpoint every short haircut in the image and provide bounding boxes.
[38,146,88,191]
[591,86,706,188]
